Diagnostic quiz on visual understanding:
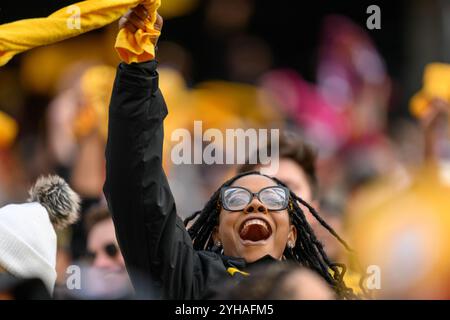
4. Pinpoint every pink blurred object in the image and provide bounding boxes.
[261,15,390,155]
[261,69,350,154]
[317,14,388,110]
